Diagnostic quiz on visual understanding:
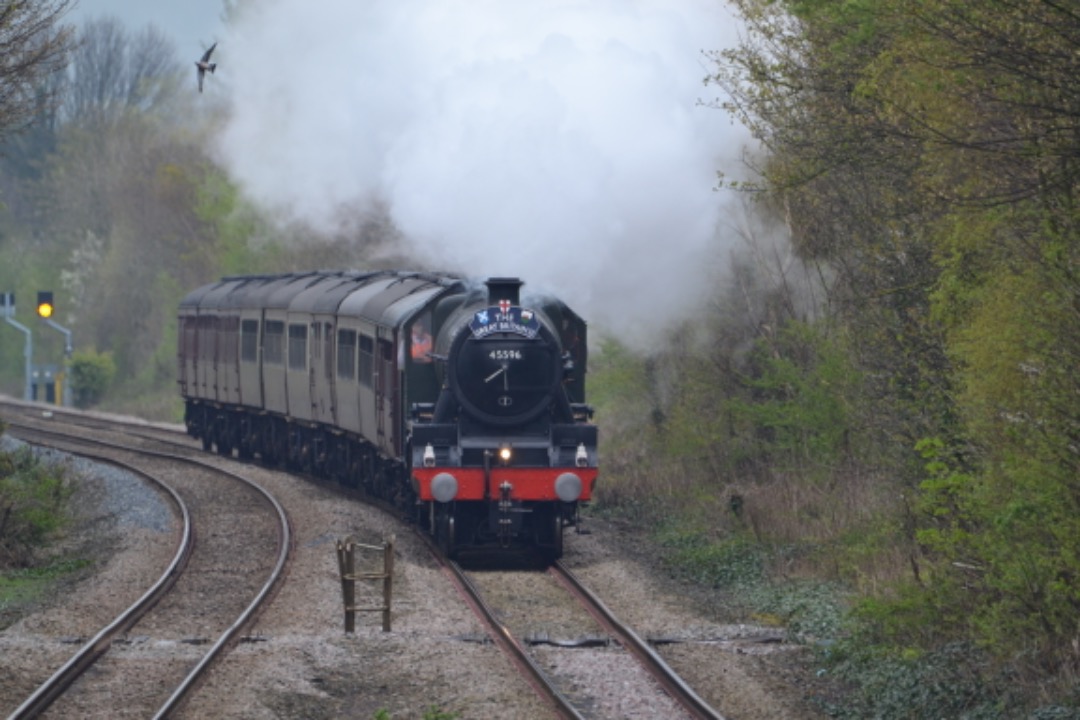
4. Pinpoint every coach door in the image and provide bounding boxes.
[311,320,335,424]
[375,330,398,455]
[309,321,320,417]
